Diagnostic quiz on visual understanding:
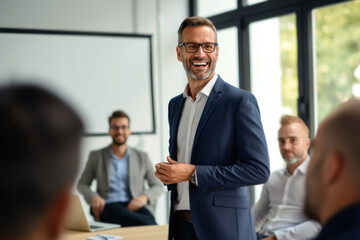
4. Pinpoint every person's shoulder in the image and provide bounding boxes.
[217,78,258,110]
[88,145,111,159]
[226,85,254,99]
[129,146,145,154]
[90,145,111,154]
[272,168,286,175]
[218,77,255,100]
[168,93,185,114]
[169,93,183,104]
[128,147,148,159]
[267,168,286,181]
